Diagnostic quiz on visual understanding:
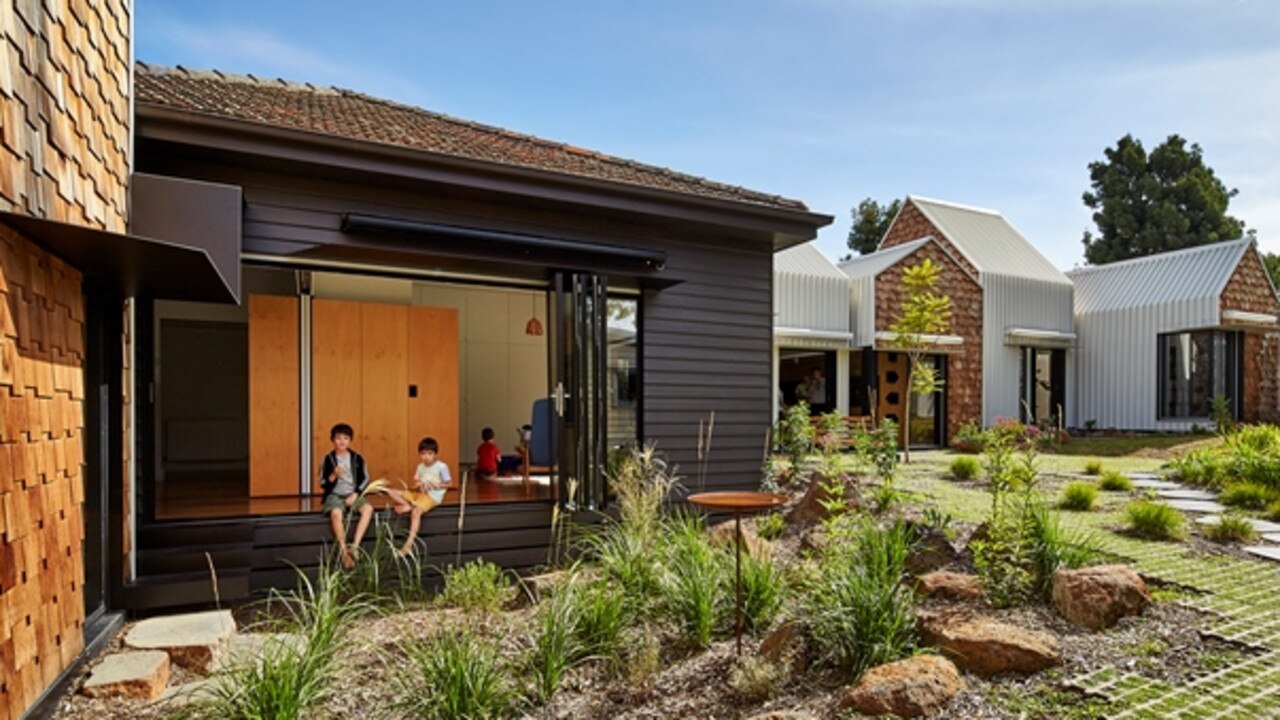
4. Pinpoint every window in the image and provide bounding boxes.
[607,297,639,447]
[1157,330,1241,420]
